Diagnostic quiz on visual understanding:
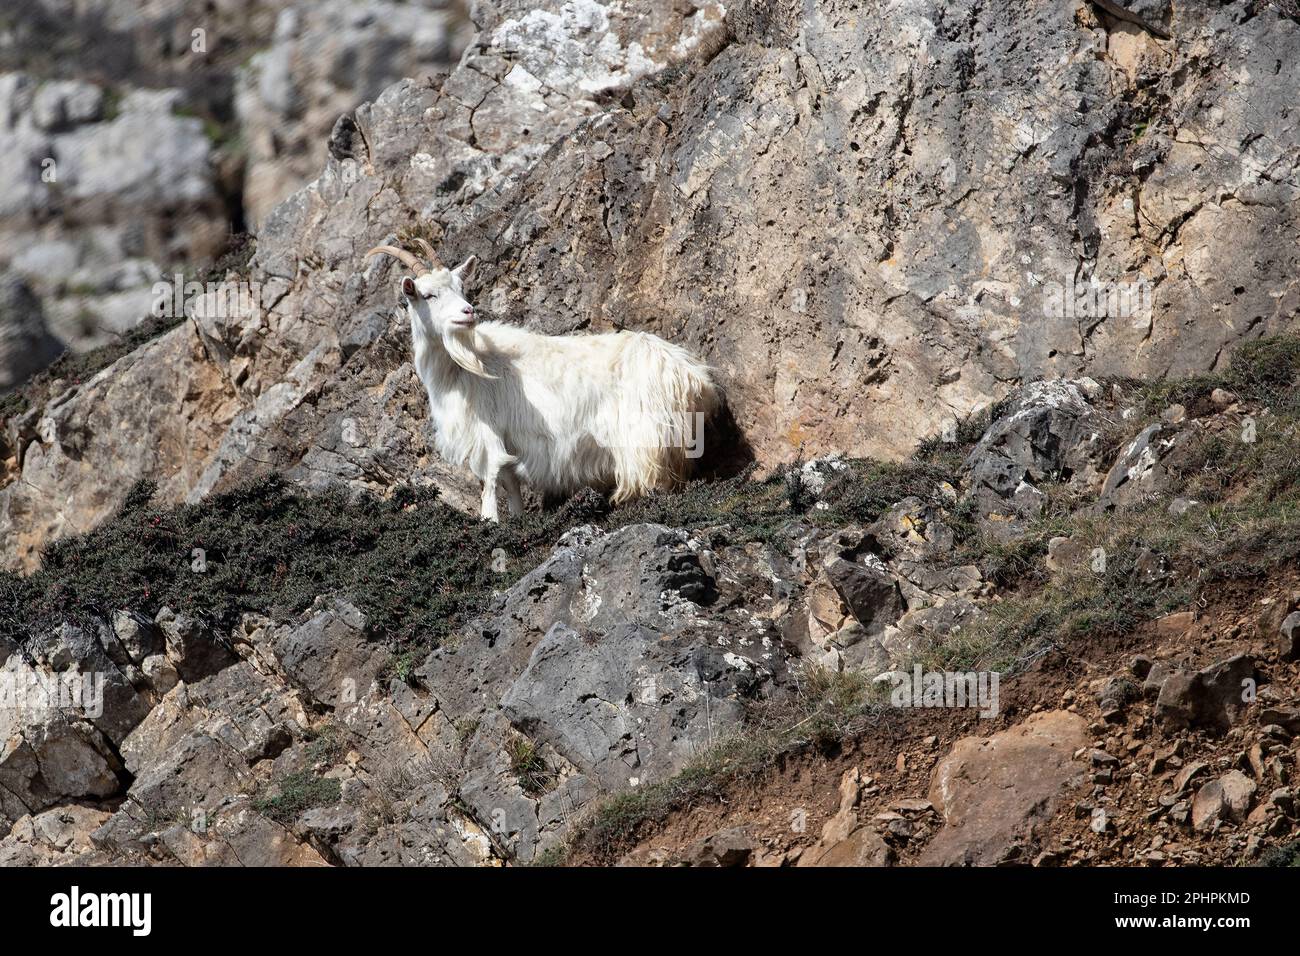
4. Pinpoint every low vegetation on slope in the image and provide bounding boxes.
[931,335,1300,674]
[6,336,1300,668]
[0,454,966,651]
[0,388,987,651]
[4,335,1300,866]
